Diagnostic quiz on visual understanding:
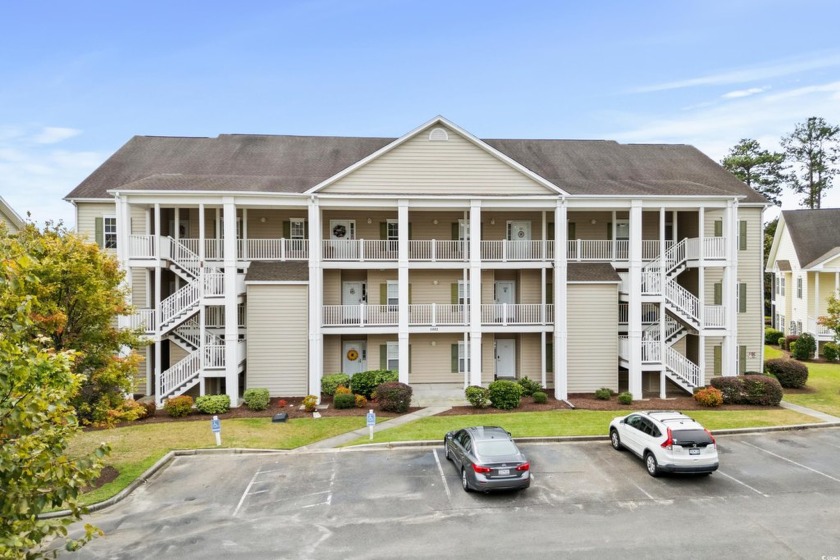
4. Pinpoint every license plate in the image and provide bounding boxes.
[498,469,510,476]
[689,448,700,455]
